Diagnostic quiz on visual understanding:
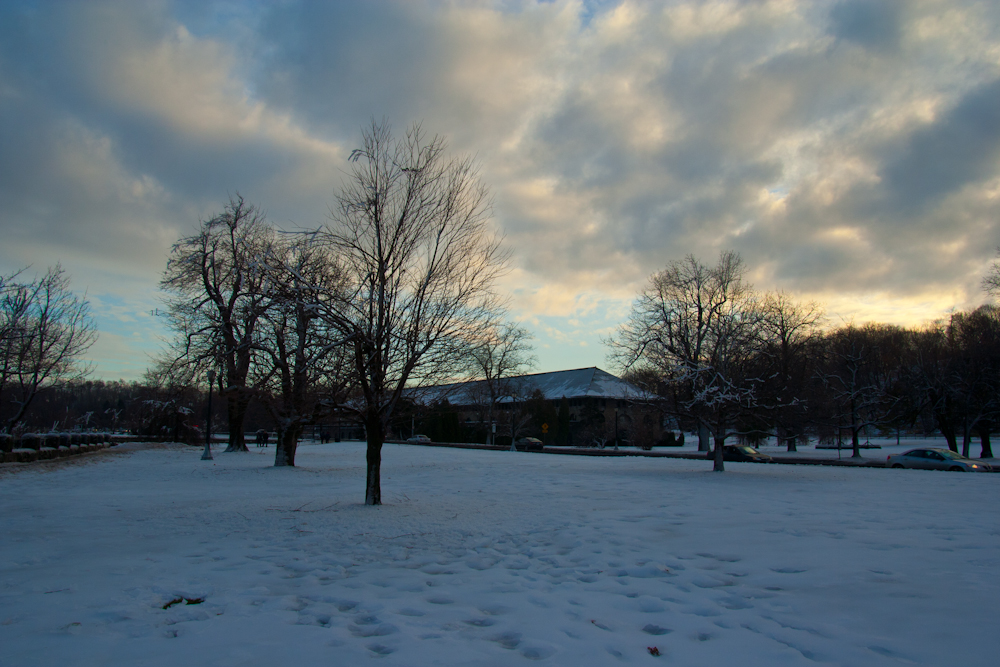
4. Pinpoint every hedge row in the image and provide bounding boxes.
[1,432,116,463]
